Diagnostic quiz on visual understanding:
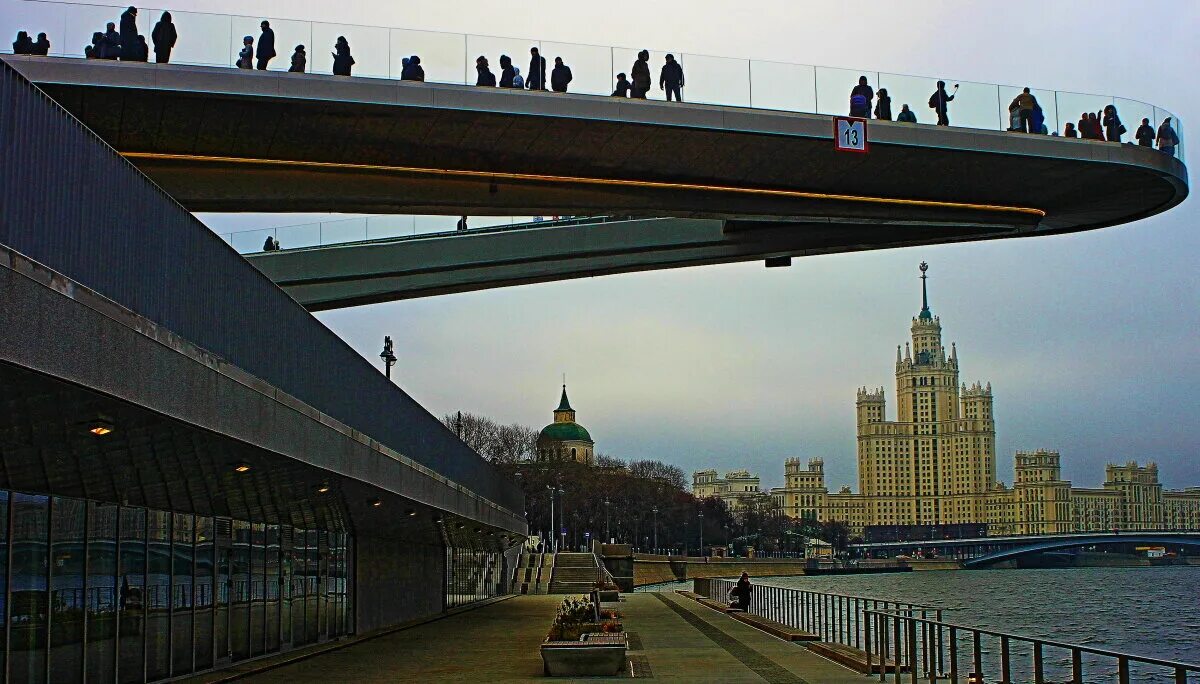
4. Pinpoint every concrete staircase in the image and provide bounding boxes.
[549,552,600,594]
[513,552,553,594]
